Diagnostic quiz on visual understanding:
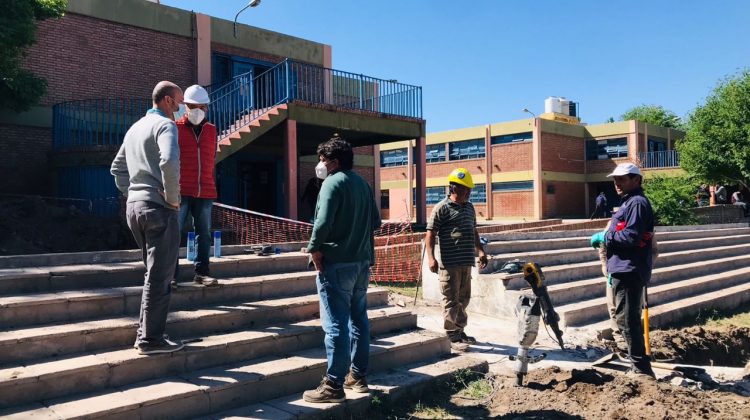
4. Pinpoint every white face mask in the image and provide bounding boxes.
[187,108,205,125]
[315,161,328,180]
[173,103,187,120]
